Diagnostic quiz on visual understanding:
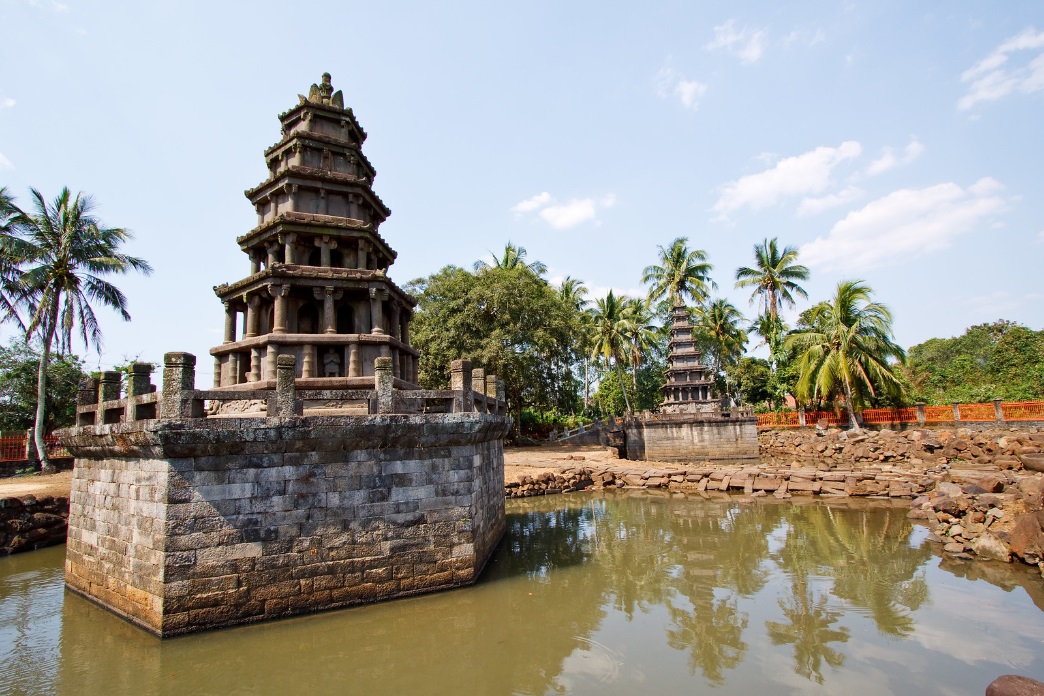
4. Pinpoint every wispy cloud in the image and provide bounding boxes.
[959,27,1044,110]
[0,152,13,170]
[797,186,864,216]
[27,0,69,12]
[511,192,616,229]
[712,141,862,219]
[705,20,767,64]
[800,178,1011,271]
[865,138,924,177]
[655,63,708,111]
[0,98,14,110]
